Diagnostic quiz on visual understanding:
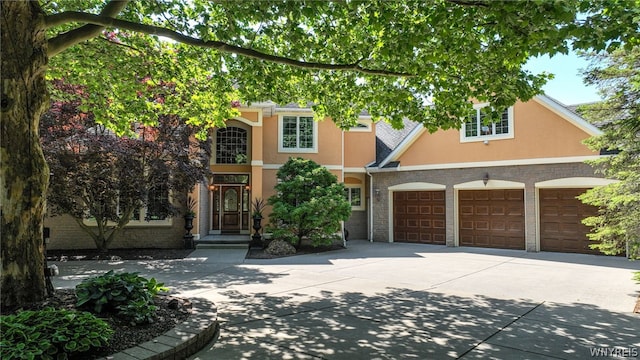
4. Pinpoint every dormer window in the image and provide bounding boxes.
[348,119,372,132]
[461,104,514,142]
